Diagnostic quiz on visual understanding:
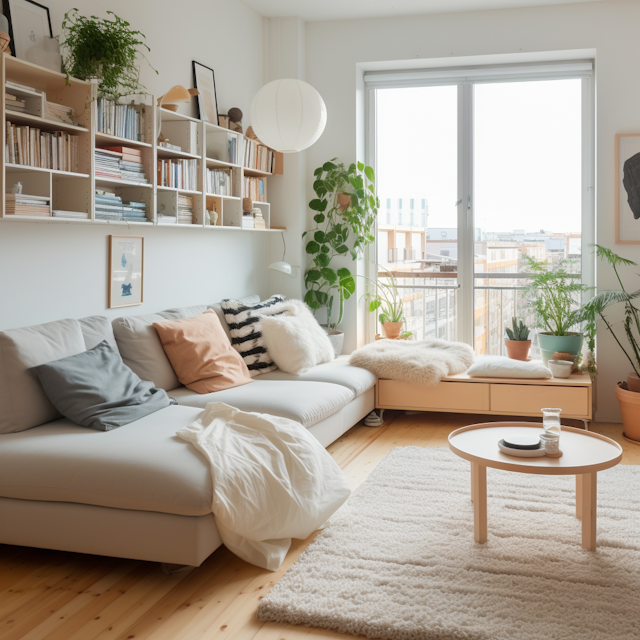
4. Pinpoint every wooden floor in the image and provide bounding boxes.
[1,411,639,640]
